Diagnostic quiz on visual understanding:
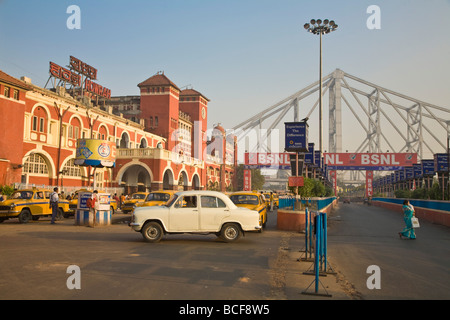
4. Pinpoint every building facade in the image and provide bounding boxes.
[0,69,237,194]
